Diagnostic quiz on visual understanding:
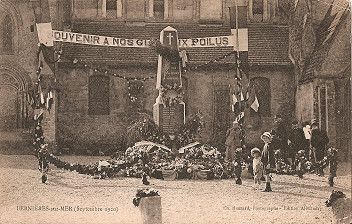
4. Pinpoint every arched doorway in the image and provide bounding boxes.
[0,84,18,130]
[0,70,32,154]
